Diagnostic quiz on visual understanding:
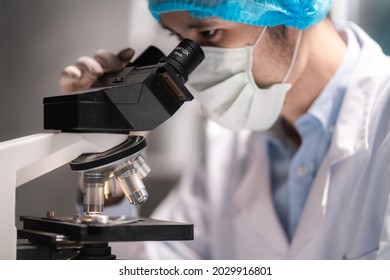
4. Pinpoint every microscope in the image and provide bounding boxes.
[0,39,204,259]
